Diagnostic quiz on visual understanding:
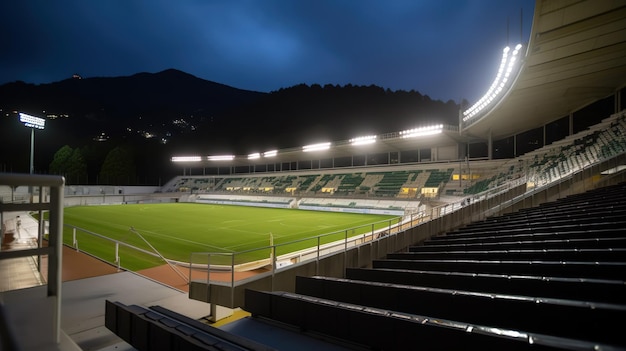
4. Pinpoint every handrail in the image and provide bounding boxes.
[0,173,65,346]
[0,173,65,188]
